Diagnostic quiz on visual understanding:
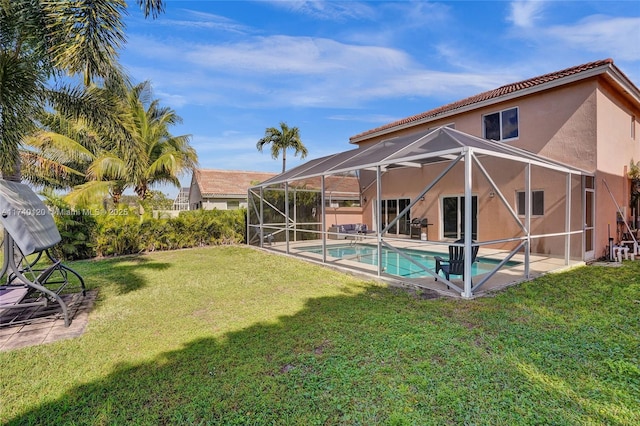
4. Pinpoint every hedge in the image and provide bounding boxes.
[51,207,246,260]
